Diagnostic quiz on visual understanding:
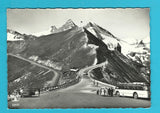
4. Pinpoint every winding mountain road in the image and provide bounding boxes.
[78,61,107,76]
[58,60,116,94]
[8,55,150,108]
[8,53,60,86]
